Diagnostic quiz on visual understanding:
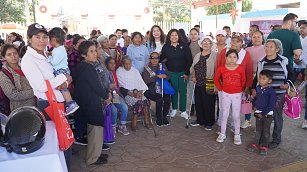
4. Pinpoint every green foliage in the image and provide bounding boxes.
[0,0,26,23]
[150,0,191,22]
[206,0,253,16]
